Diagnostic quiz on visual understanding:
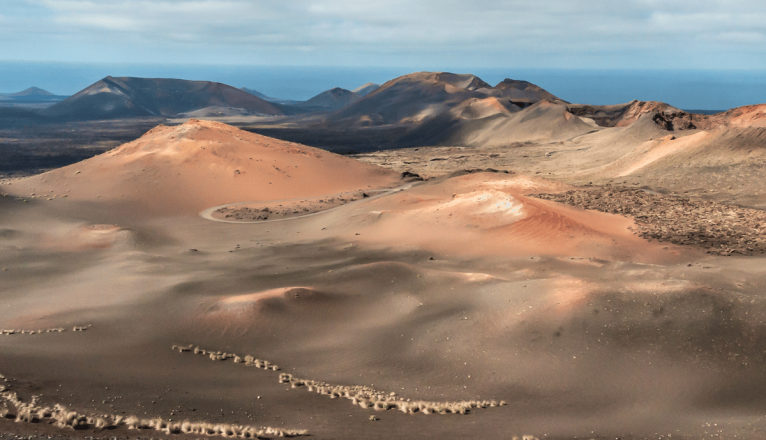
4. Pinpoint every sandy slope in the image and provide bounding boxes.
[327,71,561,127]
[355,101,766,207]
[327,172,688,264]
[480,78,560,104]
[569,100,681,127]
[449,97,521,120]
[454,100,597,145]
[300,88,361,110]
[5,119,401,215]
[2,113,766,440]
[1,160,763,439]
